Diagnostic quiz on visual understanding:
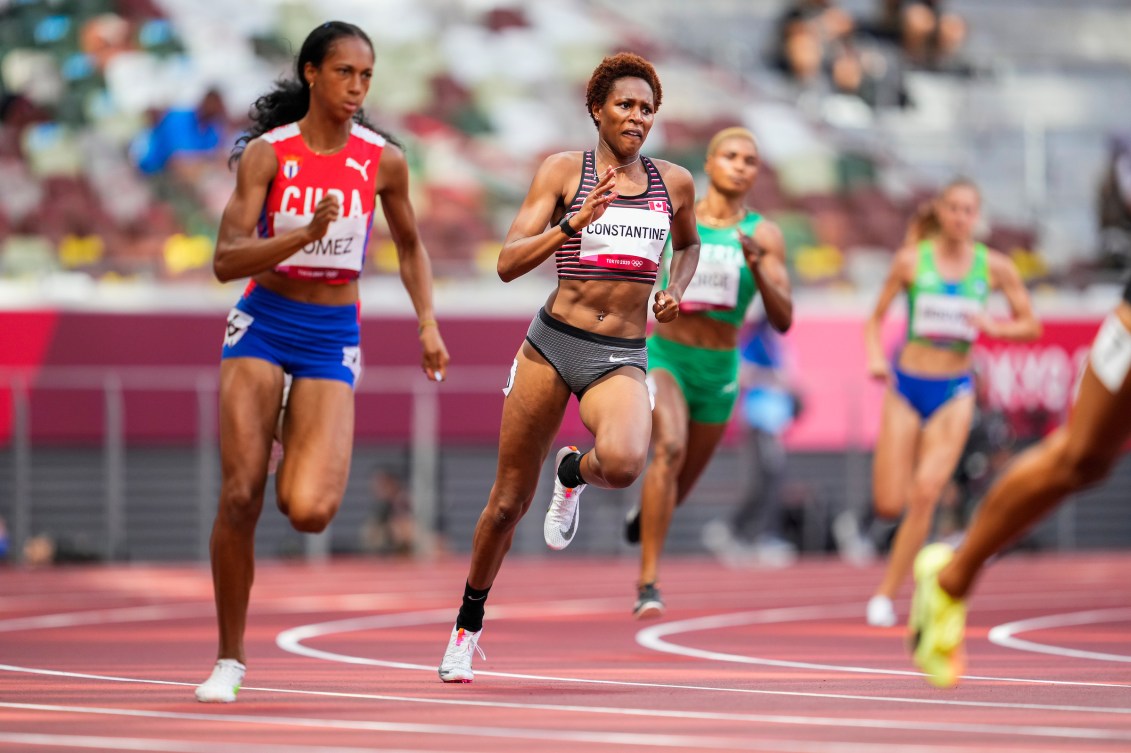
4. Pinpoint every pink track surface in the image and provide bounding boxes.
[2,553,1130,752]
